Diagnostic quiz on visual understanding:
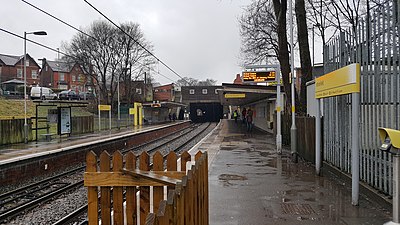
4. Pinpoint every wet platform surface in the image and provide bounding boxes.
[0,123,173,164]
[206,120,392,225]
